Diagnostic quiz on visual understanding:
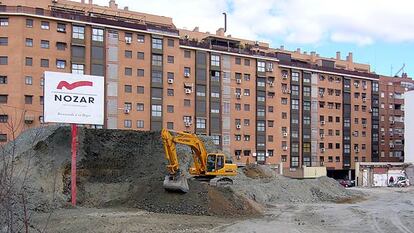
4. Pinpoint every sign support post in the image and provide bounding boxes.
[71,123,77,206]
